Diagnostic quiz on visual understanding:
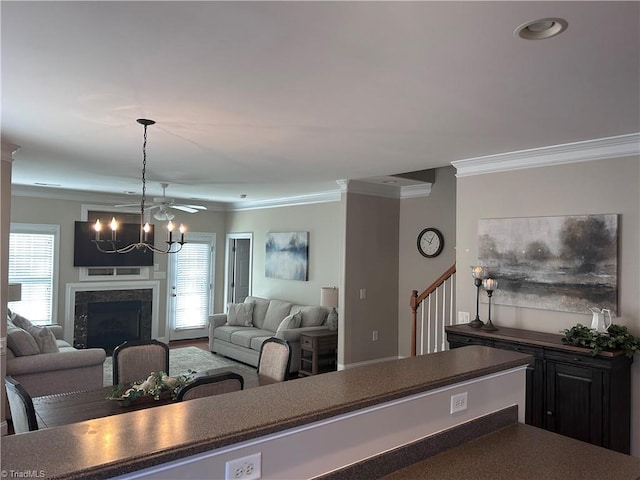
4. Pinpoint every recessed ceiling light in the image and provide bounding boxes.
[514,17,568,40]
